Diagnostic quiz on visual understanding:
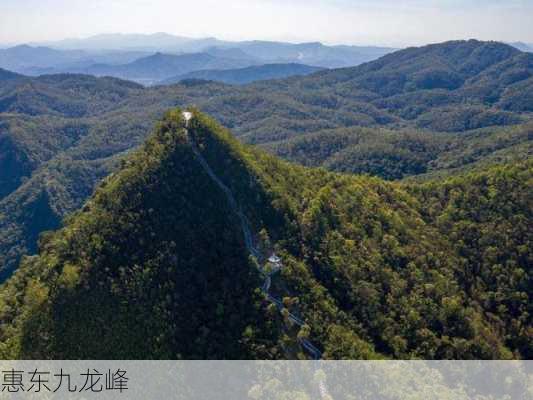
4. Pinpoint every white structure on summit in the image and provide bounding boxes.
[183,111,192,123]
[268,254,282,267]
